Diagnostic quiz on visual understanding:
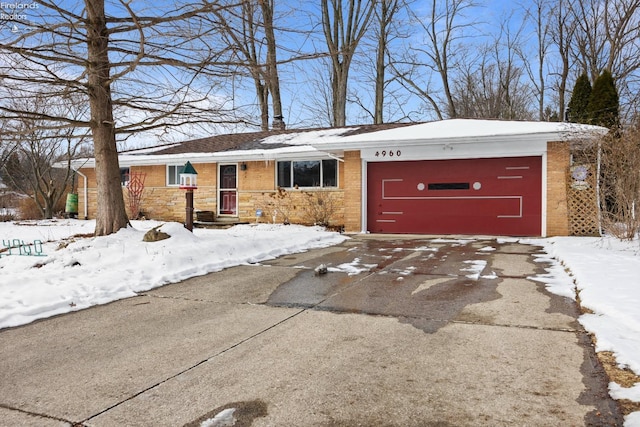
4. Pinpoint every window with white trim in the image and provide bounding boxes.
[276,159,337,188]
[167,165,182,186]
